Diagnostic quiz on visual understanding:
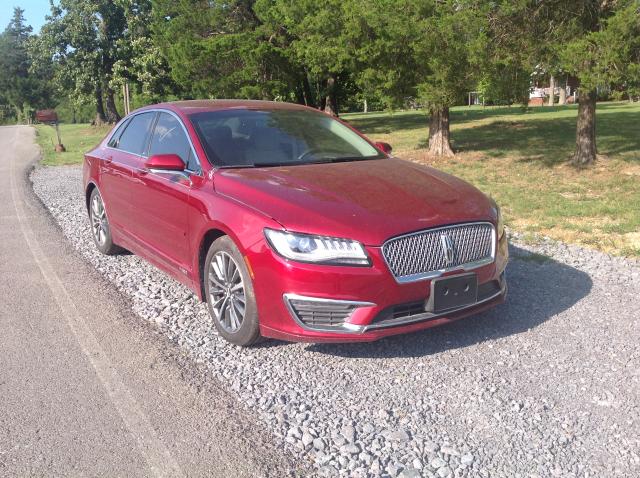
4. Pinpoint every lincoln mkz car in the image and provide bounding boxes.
[83,100,508,346]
